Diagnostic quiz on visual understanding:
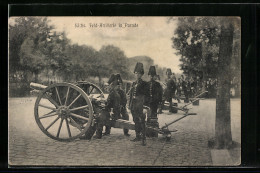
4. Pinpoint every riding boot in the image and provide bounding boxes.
[93,129,102,139]
[103,126,111,136]
[131,133,141,141]
[131,123,142,141]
